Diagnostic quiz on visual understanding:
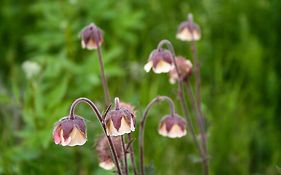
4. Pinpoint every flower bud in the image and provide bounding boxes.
[176,14,201,41]
[169,56,193,84]
[144,48,173,74]
[96,136,122,170]
[159,114,187,138]
[80,23,103,50]
[105,98,136,136]
[52,115,87,146]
